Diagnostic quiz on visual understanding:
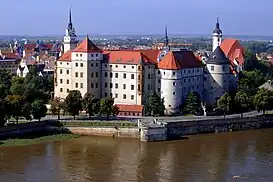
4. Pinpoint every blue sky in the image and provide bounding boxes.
[1,0,272,36]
